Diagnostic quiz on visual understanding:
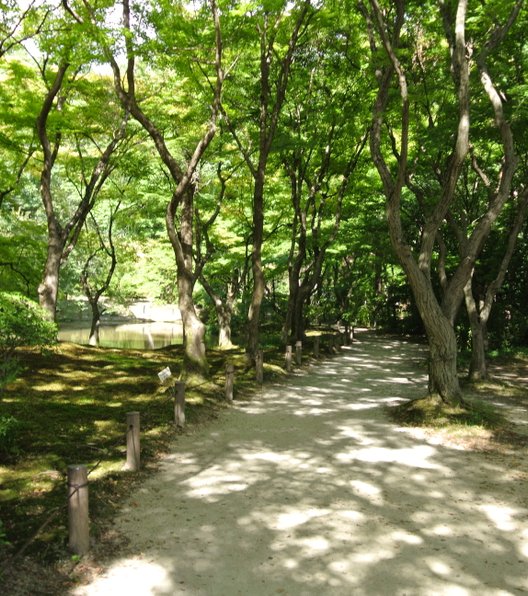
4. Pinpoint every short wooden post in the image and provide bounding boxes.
[174,381,186,427]
[314,336,320,358]
[285,345,293,372]
[125,411,140,471]
[351,326,355,343]
[225,364,234,402]
[255,350,263,384]
[68,464,90,556]
[295,340,302,365]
